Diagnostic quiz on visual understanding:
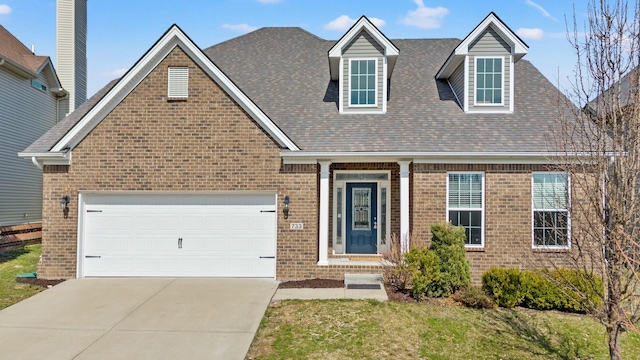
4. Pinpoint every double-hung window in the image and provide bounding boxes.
[447,173,484,246]
[475,57,502,105]
[350,59,376,106]
[532,173,570,248]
